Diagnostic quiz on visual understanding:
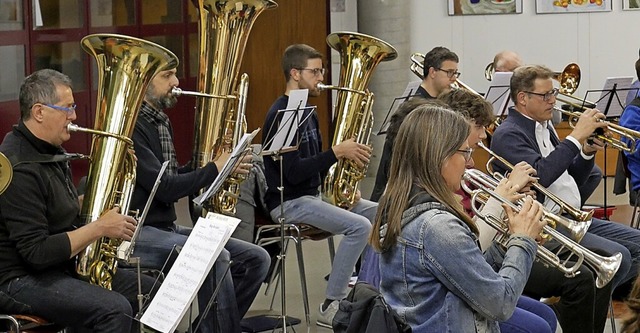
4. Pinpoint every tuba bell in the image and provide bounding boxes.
[190,0,277,217]
[0,153,11,195]
[75,34,178,290]
[321,32,397,208]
